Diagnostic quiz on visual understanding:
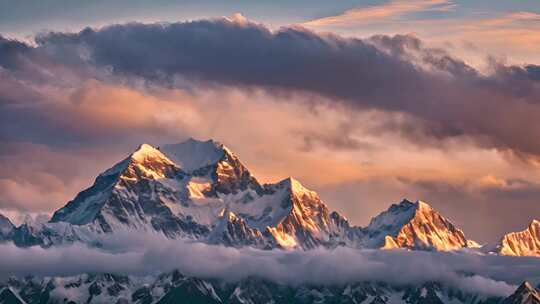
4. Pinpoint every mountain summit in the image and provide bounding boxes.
[498,220,540,257]
[502,282,540,304]
[0,214,14,241]
[364,199,474,251]
[2,139,477,251]
[26,139,352,249]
